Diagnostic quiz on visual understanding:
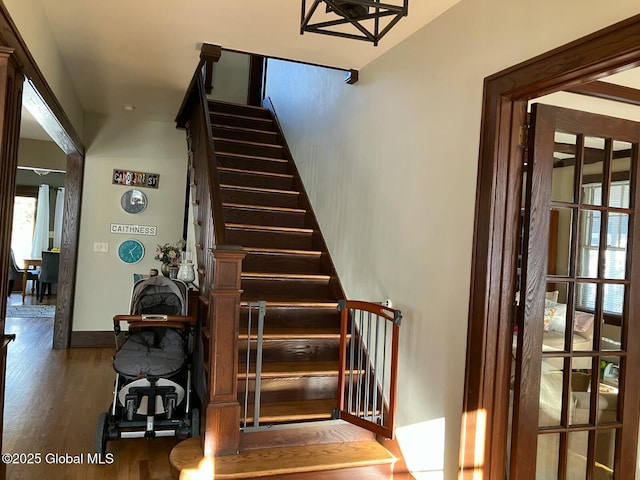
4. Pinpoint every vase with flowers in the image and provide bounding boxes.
[154,240,185,277]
